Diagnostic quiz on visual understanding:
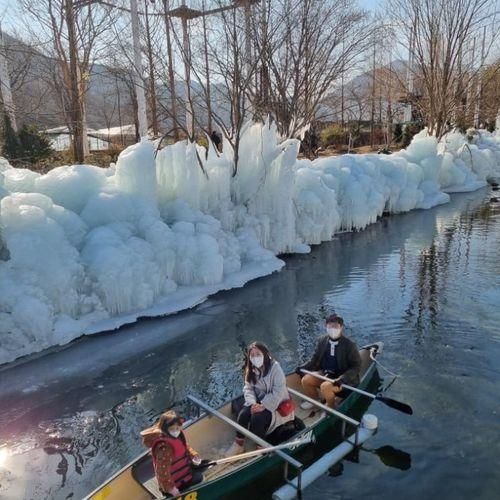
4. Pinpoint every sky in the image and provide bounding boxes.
[0,0,384,34]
